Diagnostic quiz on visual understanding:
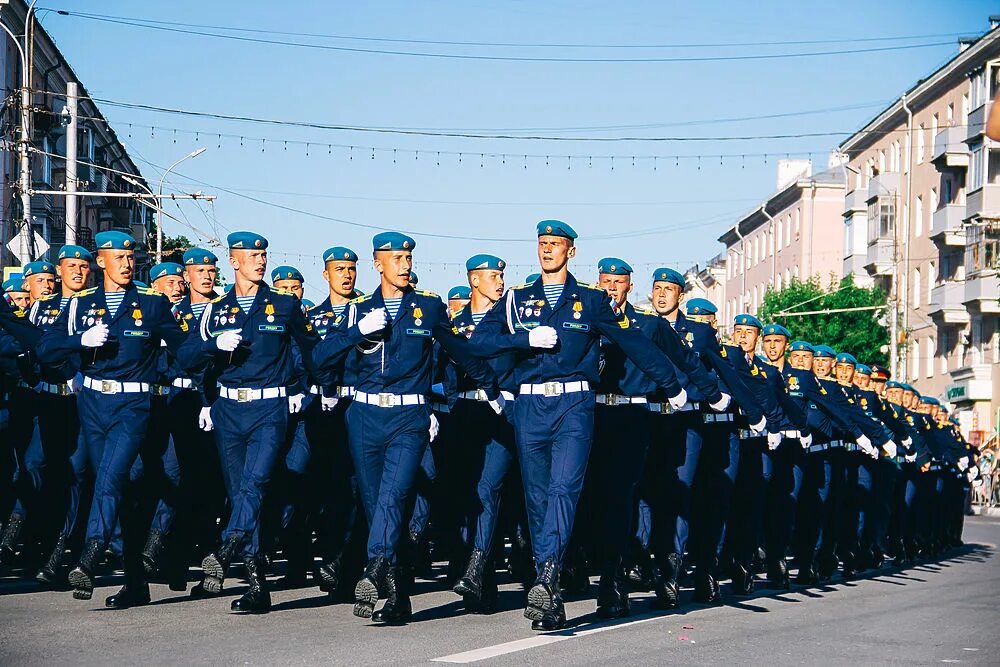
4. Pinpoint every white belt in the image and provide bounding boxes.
[703,413,734,423]
[430,401,450,413]
[38,381,73,396]
[458,389,516,402]
[311,385,356,398]
[782,430,801,439]
[595,394,648,406]
[218,385,287,402]
[519,381,590,397]
[738,429,766,439]
[83,377,150,395]
[172,378,194,389]
[354,391,425,408]
[648,400,701,414]
[827,440,844,448]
